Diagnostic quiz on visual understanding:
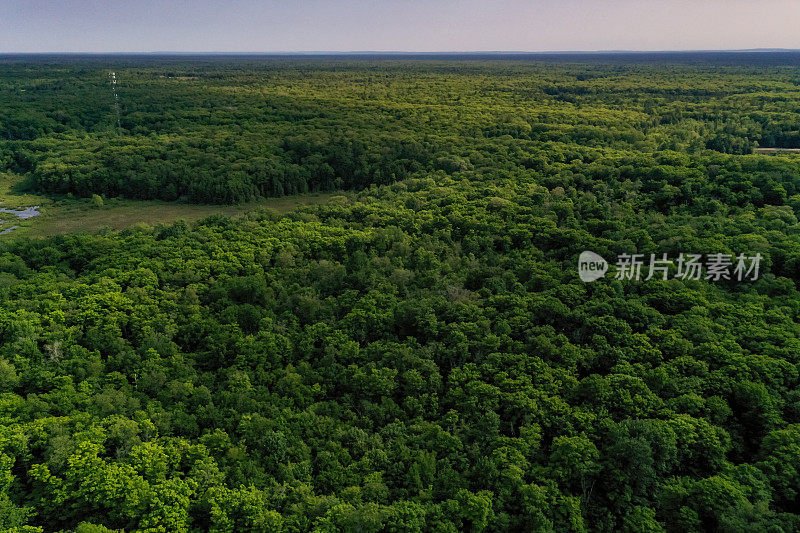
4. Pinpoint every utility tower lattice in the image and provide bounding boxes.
[109,72,122,134]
